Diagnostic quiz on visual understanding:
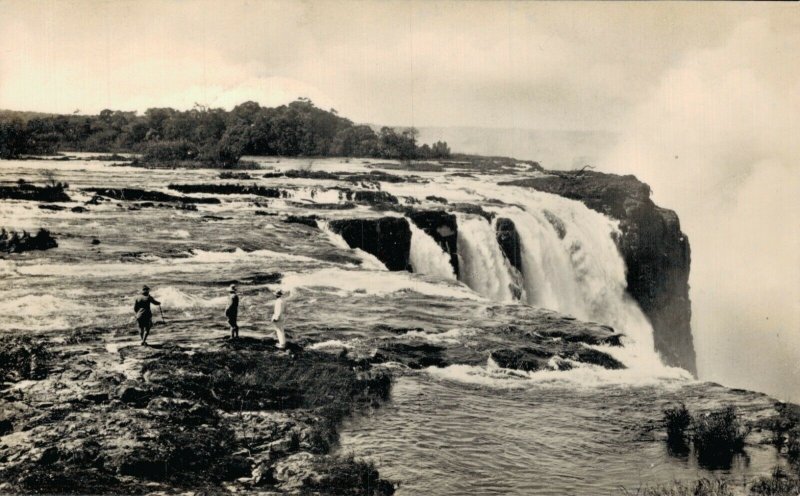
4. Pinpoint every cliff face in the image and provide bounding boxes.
[327,217,411,271]
[500,171,696,375]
